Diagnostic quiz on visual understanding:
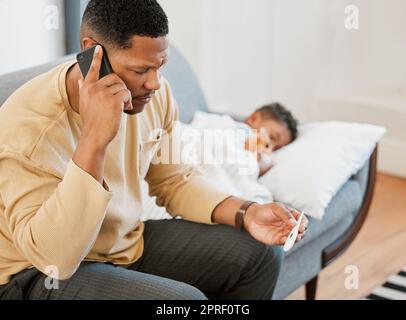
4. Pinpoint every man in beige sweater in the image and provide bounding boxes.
[0,0,307,300]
